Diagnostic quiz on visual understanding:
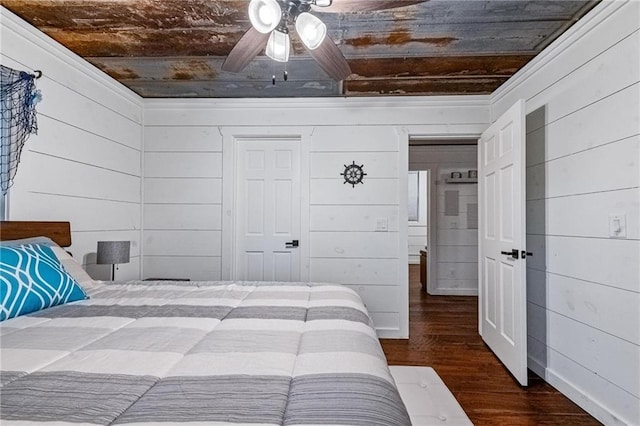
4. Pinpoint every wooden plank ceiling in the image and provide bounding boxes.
[2,0,600,98]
